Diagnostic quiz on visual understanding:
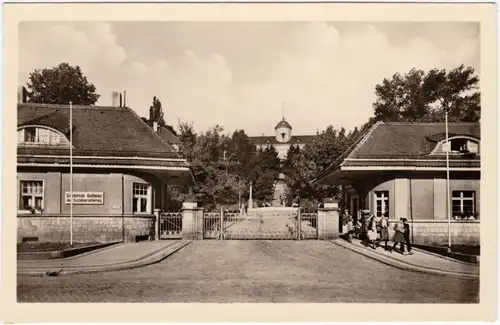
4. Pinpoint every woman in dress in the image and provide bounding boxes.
[367,215,378,249]
[390,218,407,254]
